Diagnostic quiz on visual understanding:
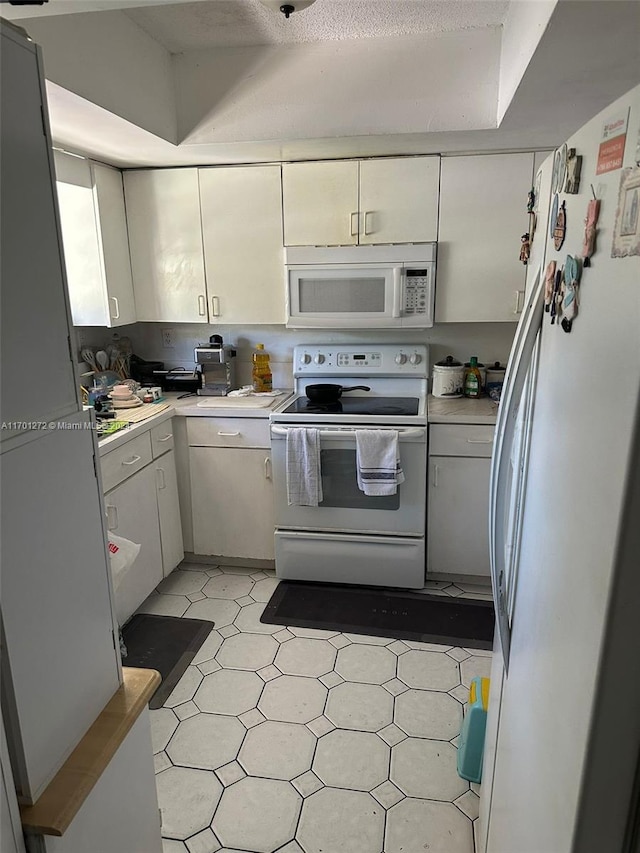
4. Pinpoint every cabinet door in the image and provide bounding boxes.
[283,160,359,246]
[436,153,534,322]
[92,163,137,326]
[105,464,163,625]
[200,165,285,323]
[154,449,184,577]
[359,156,440,244]
[191,447,275,560]
[427,455,490,577]
[124,169,207,323]
[1,32,78,429]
